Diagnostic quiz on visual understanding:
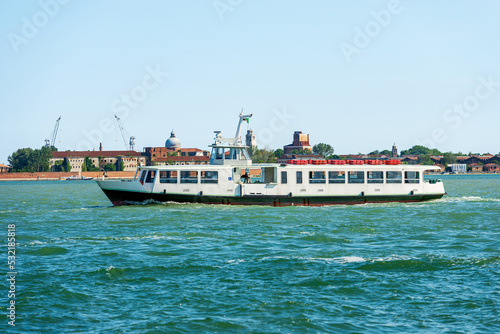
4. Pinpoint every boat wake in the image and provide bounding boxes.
[437,196,500,203]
